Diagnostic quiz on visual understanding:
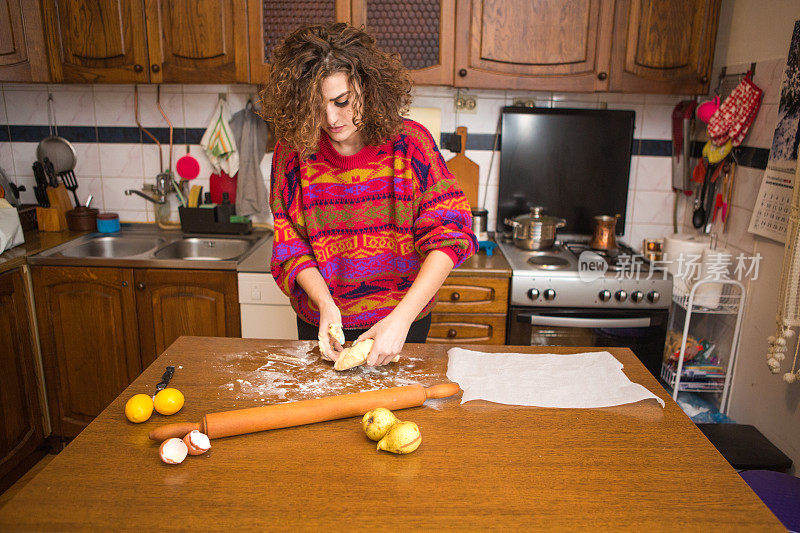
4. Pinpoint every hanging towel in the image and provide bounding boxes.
[229,101,269,217]
[200,99,239,176]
